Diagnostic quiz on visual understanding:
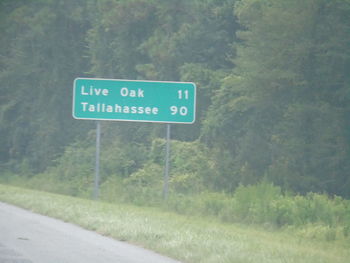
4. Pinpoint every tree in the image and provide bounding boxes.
[204,0,350,196]
[0,0,92,172]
